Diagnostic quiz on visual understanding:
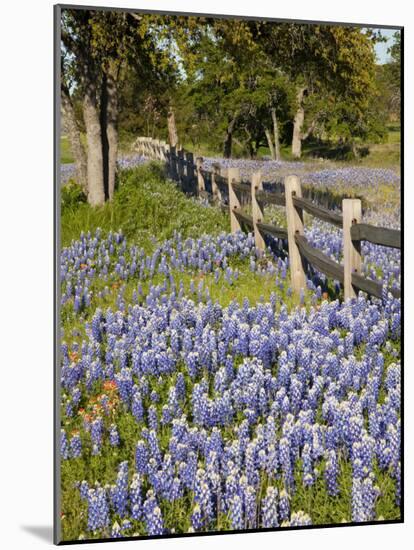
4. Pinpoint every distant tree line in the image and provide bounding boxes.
[61,8,401,206]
